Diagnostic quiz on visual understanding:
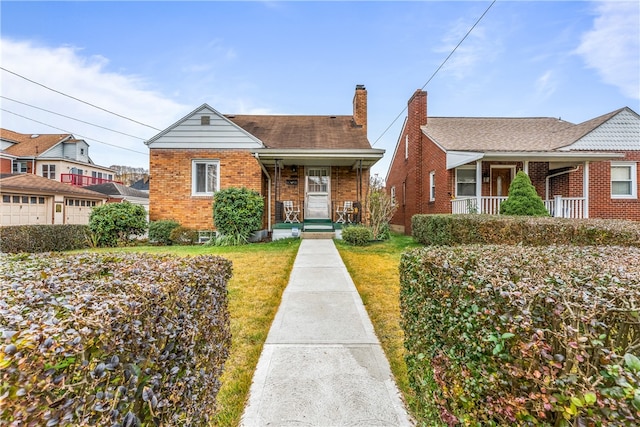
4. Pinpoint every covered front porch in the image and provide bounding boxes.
[446,151,625,219]
[253,147,384,236]
[451,195,586,218]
